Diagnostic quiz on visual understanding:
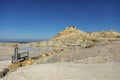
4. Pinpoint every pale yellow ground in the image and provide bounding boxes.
[0,41,120,80]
